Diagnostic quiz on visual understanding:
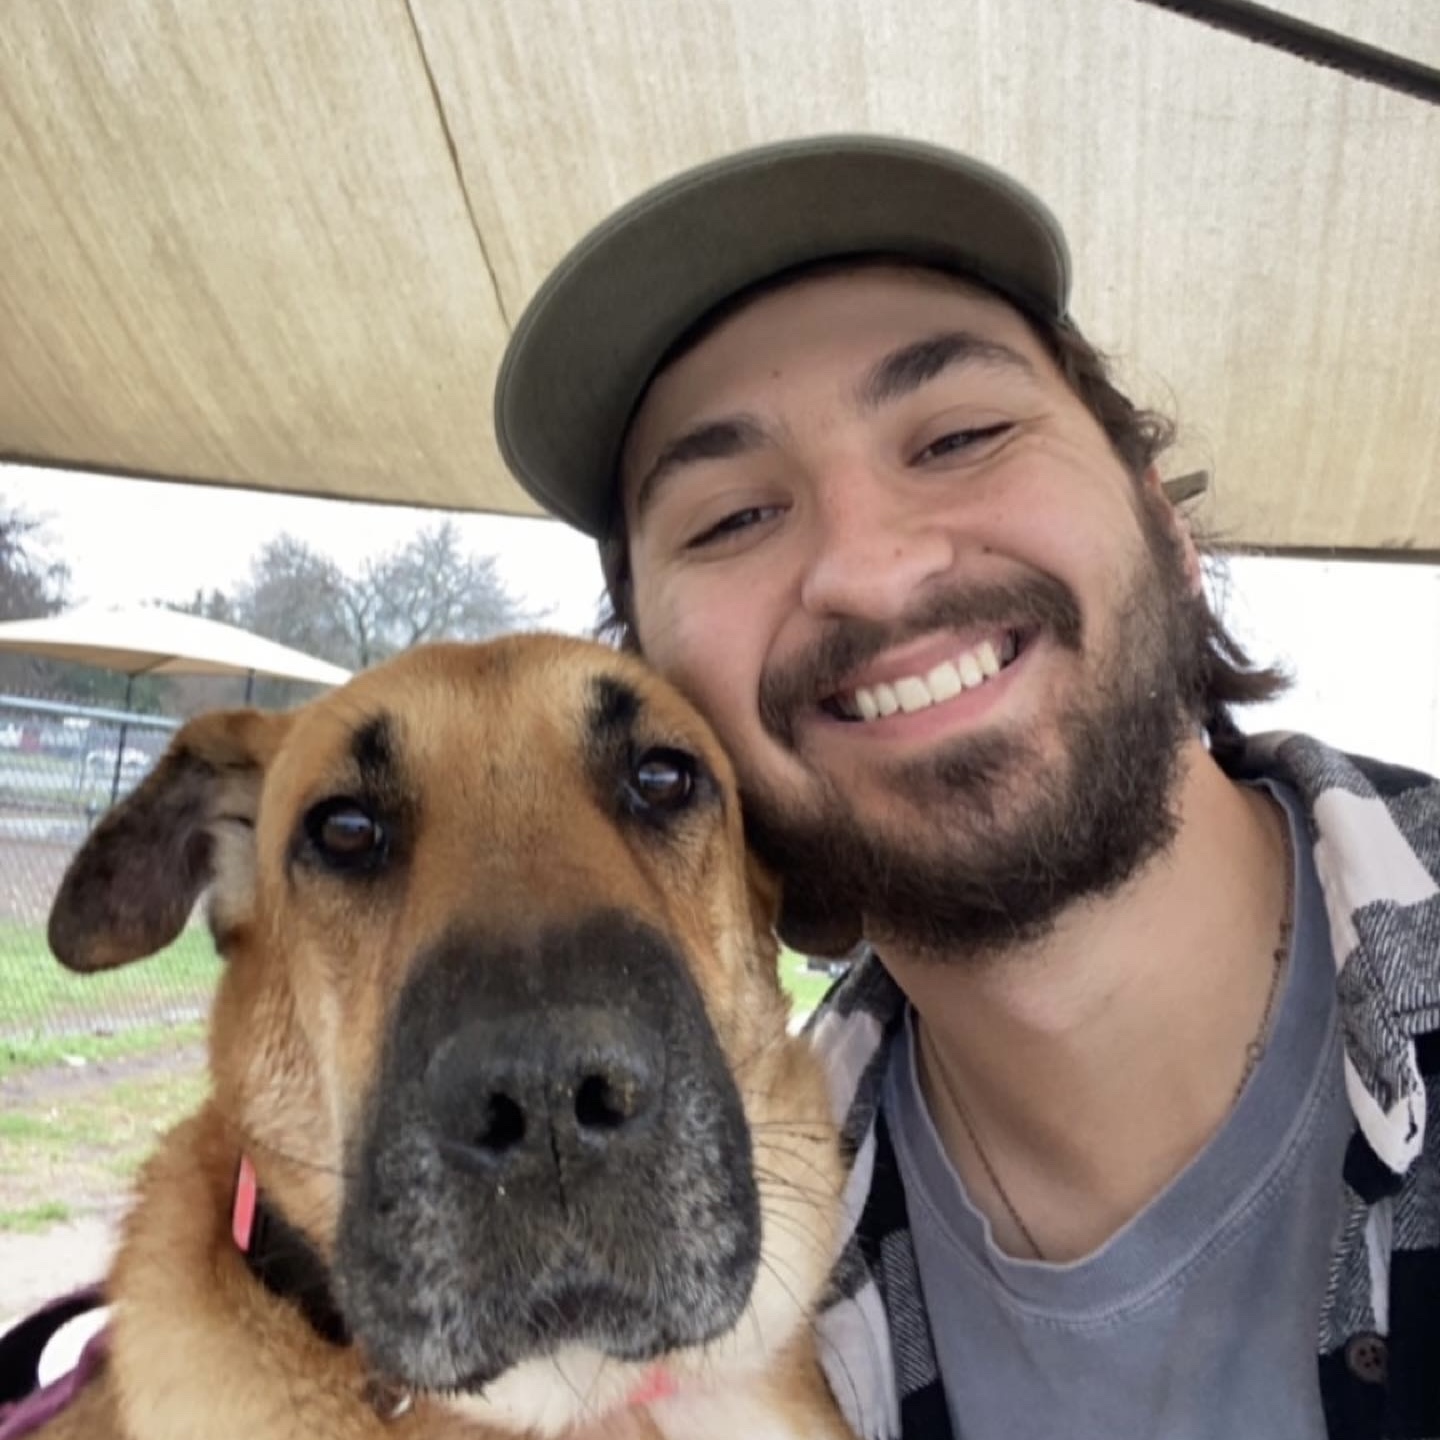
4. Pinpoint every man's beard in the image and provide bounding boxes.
[741,493,1211,961]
